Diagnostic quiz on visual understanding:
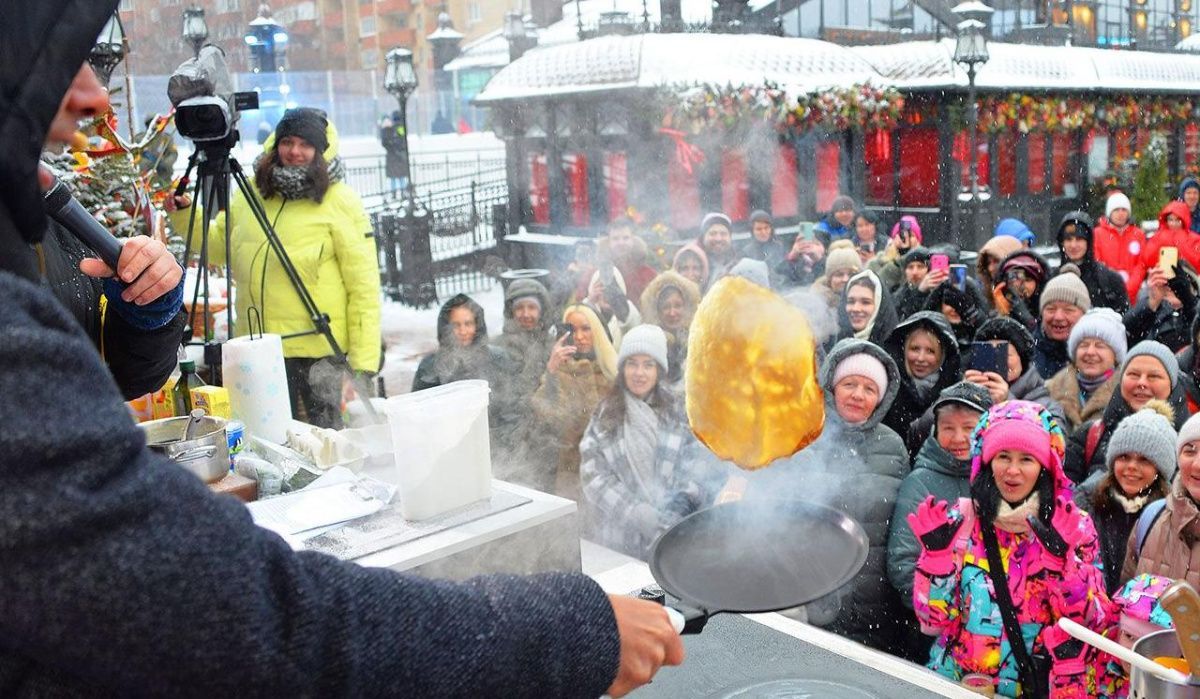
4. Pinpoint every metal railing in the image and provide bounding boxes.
[342,152,506,201]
